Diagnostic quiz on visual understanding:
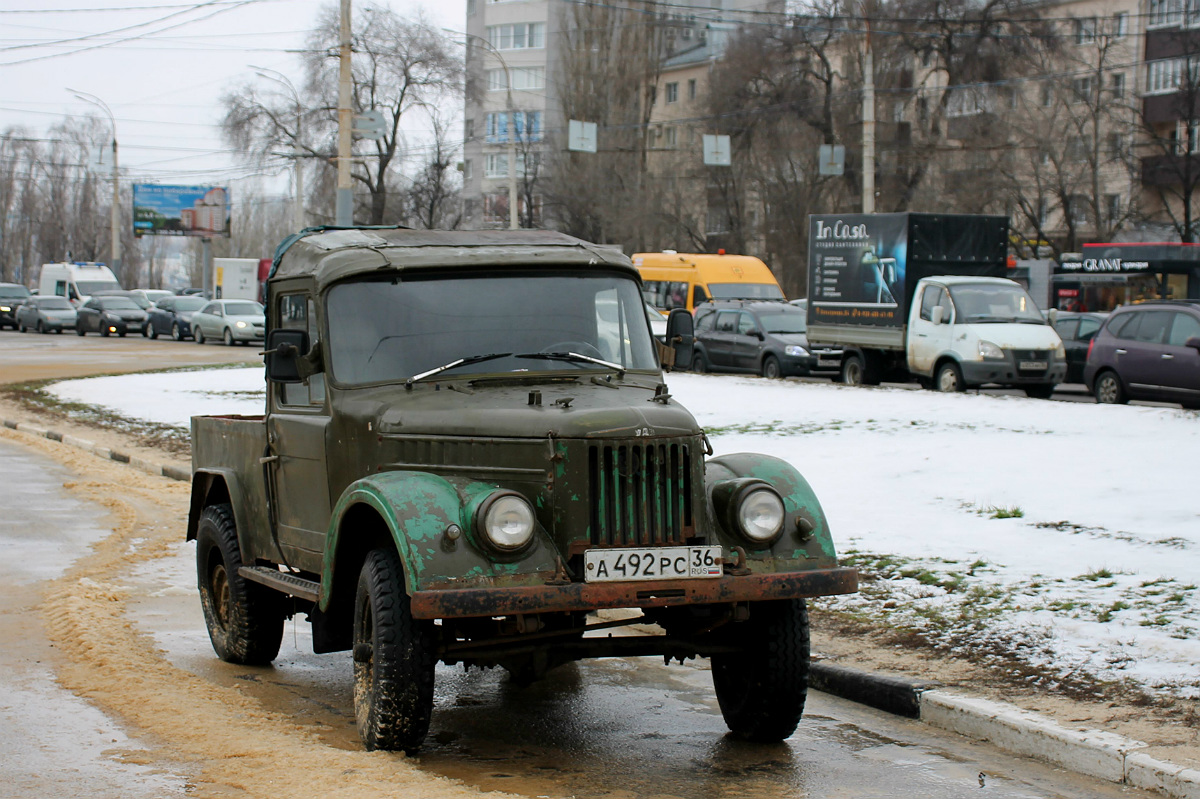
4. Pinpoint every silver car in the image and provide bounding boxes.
[16,296,77,333]
[190,299,266,346]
